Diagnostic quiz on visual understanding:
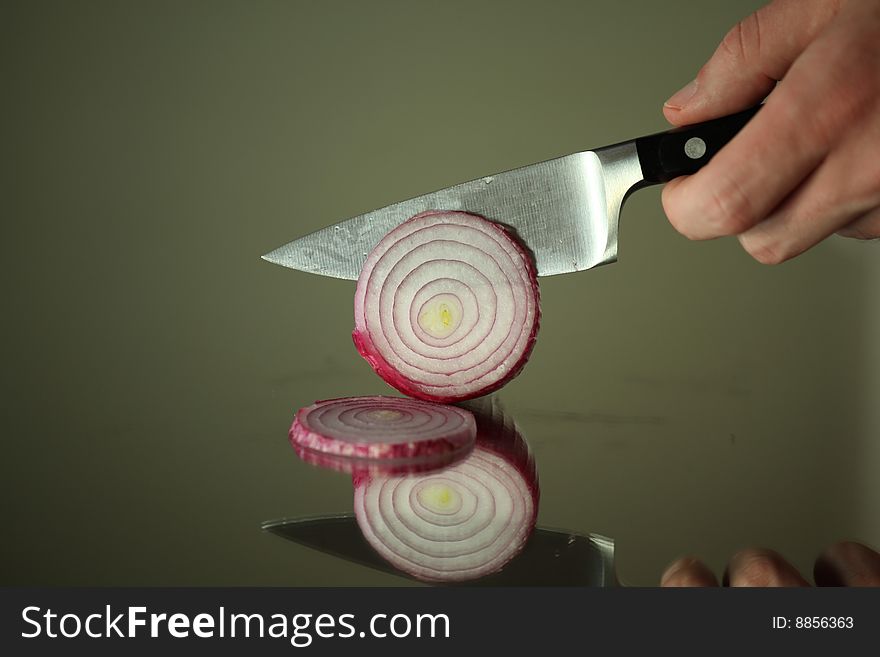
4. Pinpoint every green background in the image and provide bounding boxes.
[4,0,879,586]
